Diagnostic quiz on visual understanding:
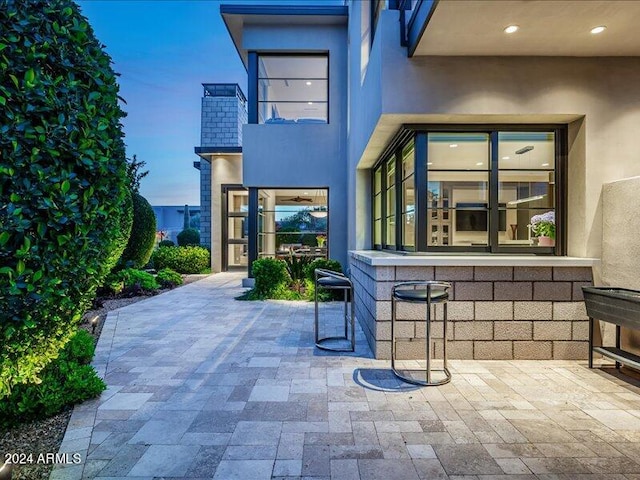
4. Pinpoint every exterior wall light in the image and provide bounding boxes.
[590,26,606,34]
[504,25,519,34]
